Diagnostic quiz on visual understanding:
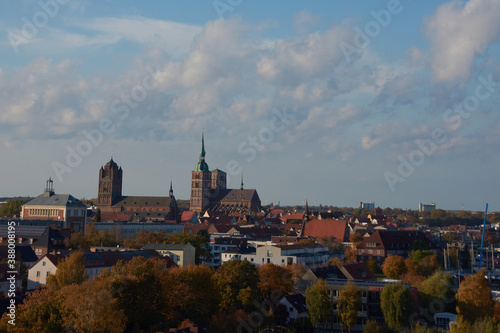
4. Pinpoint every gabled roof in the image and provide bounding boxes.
[302,219,349,242]
[213,189,261,203]
[24,194,86,207]
[340,262,376,280]
[357,230,441,251]
[0,245,38,264]
[282,293,307,314]
[181,211,196,222]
